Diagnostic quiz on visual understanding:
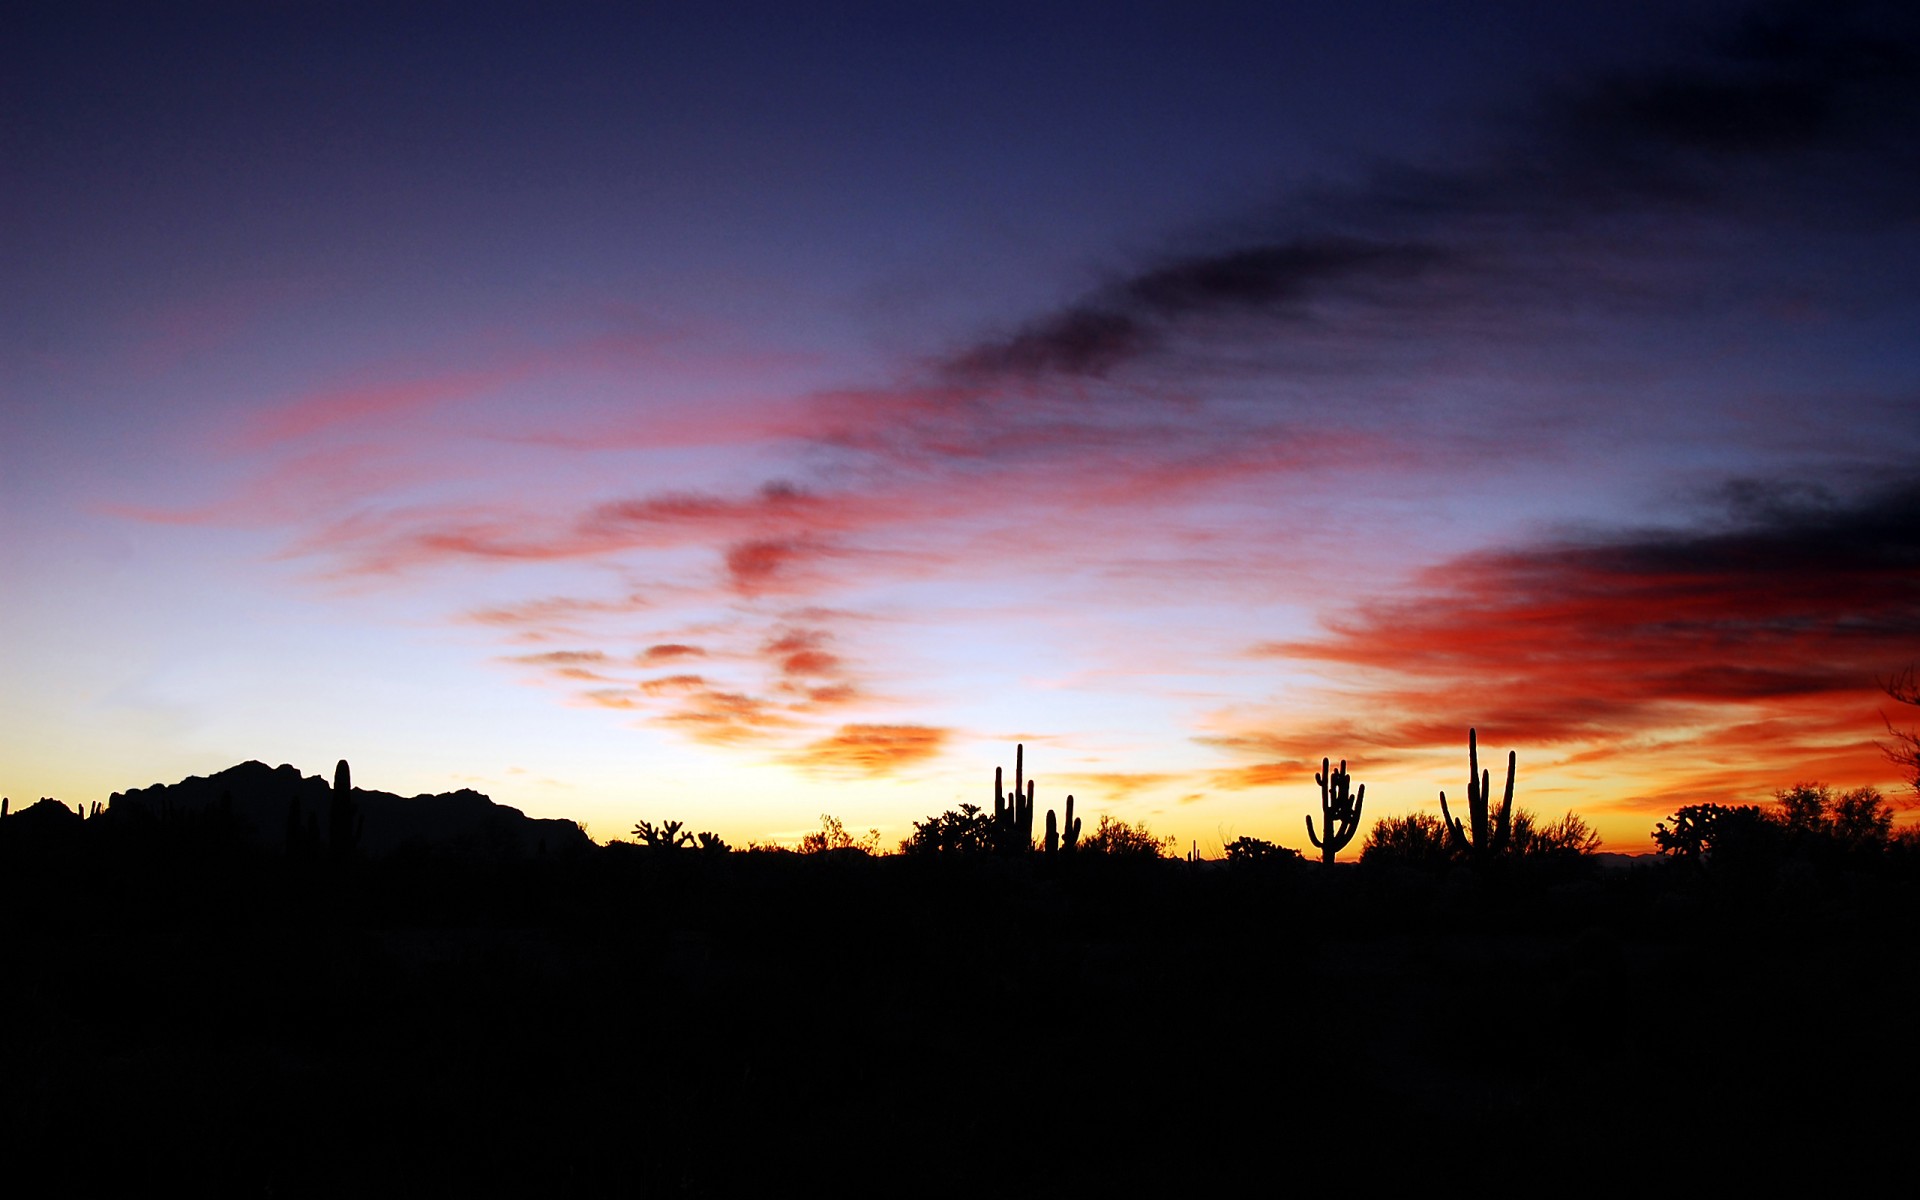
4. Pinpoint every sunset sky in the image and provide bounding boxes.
[6,0,1918,853]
